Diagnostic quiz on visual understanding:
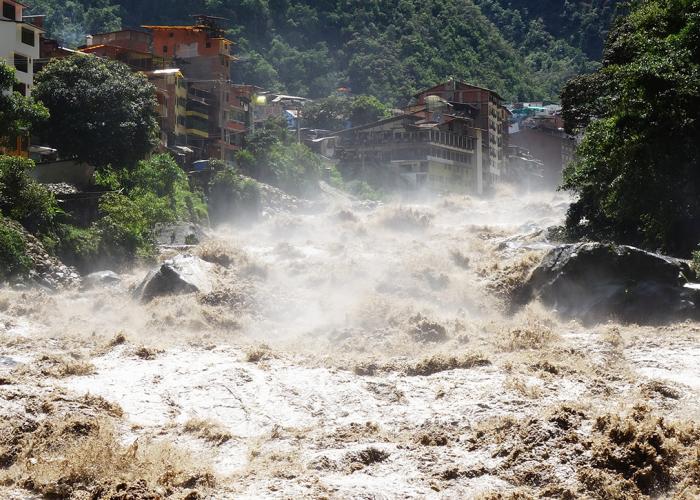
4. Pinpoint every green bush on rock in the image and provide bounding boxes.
[0,155,60,235]
[0,219,31,280]
[209,167,260,225]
